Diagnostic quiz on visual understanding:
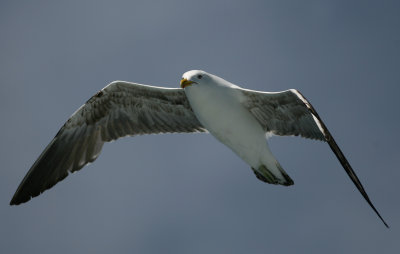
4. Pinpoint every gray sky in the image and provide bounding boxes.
[1,0,399,253]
